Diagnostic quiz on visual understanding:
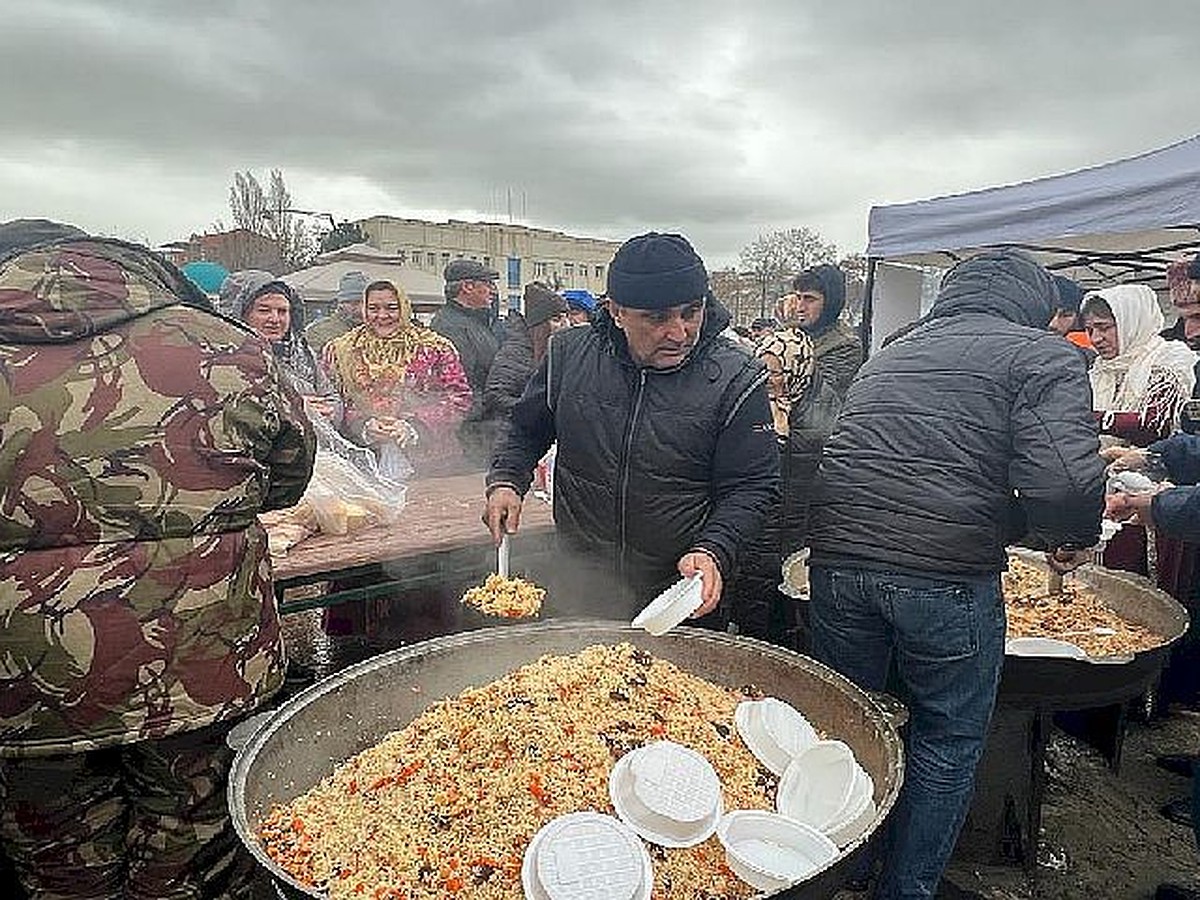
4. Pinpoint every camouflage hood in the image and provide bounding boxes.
[0,238,211,344]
